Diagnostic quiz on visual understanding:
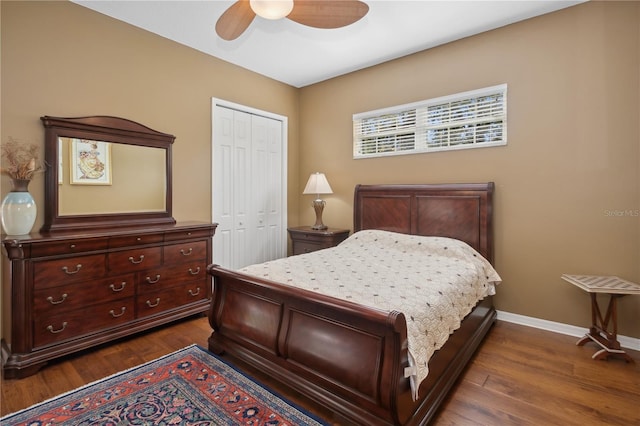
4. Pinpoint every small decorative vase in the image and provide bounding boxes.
[1,178,37,235]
